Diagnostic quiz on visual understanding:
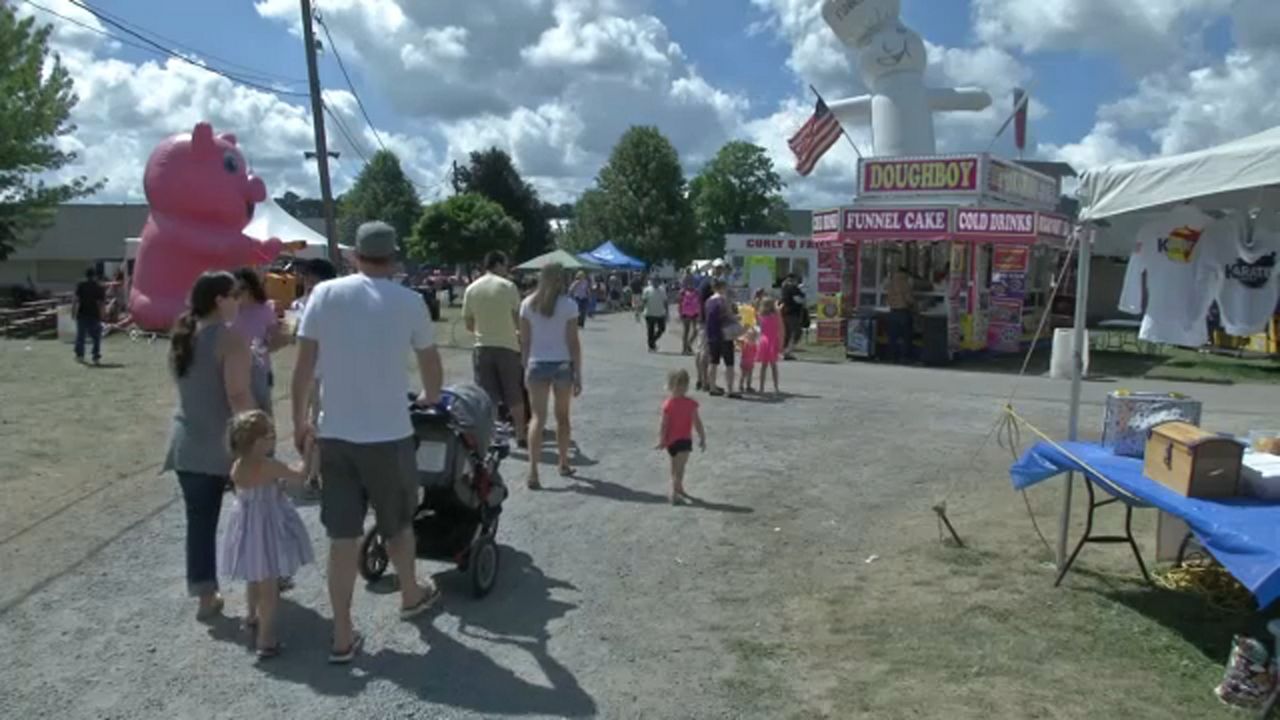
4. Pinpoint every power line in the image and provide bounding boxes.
[20,0,163,56]
[313,12,389,154]
[59,0,310,98]
[322,101,370,165]
[63,0,306,87]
